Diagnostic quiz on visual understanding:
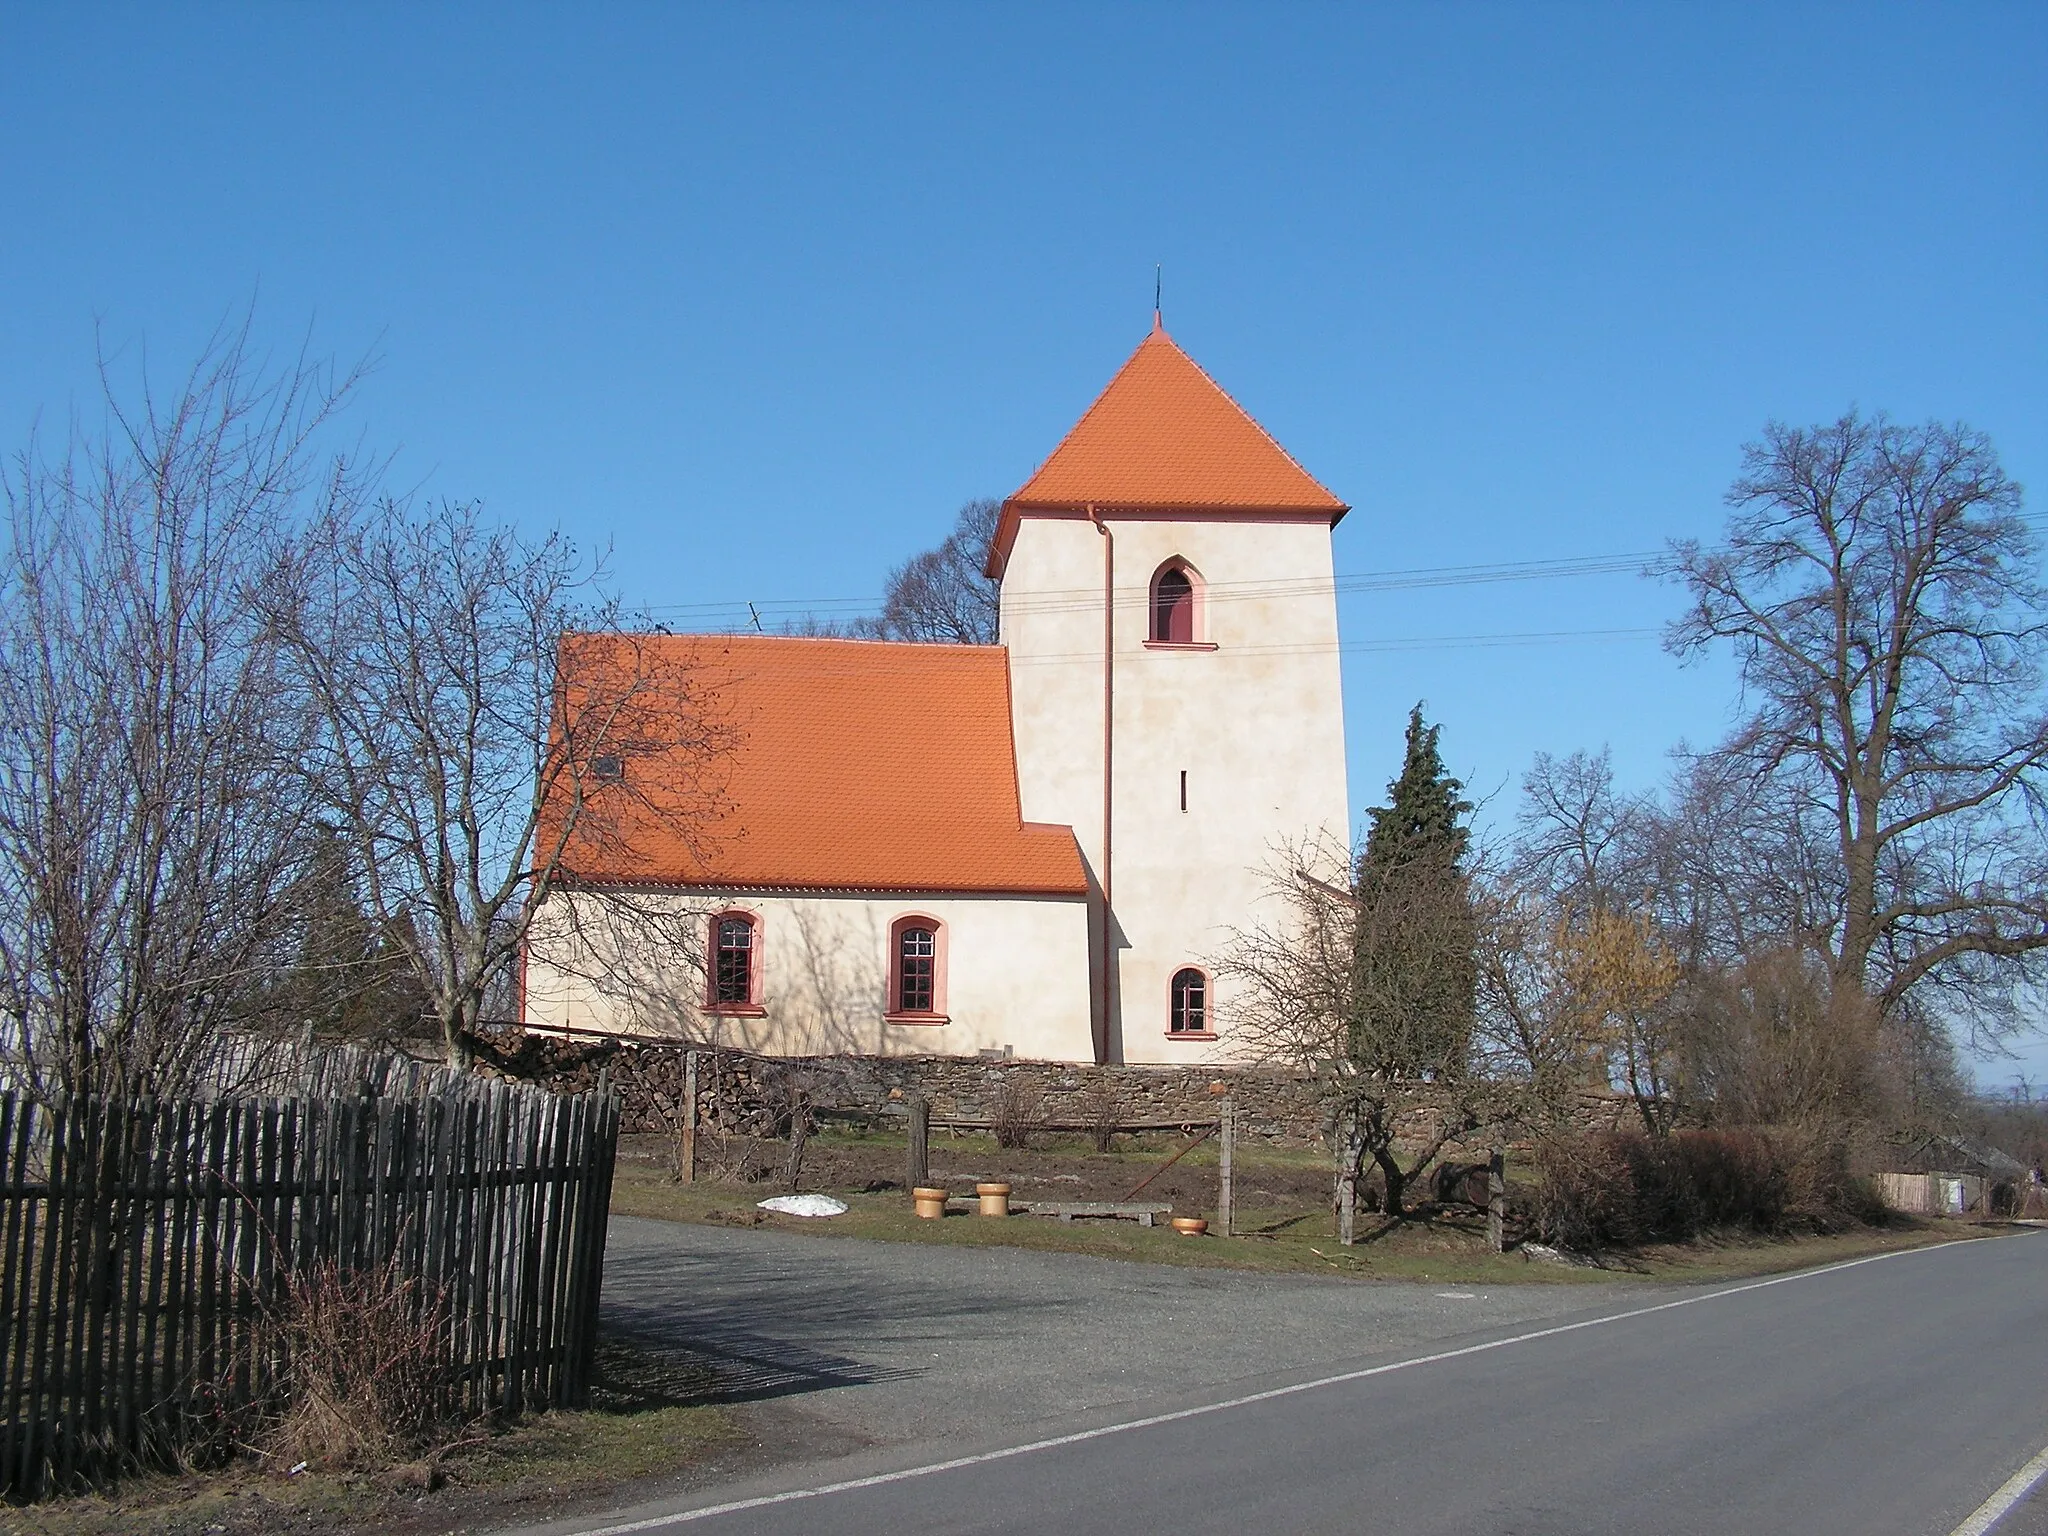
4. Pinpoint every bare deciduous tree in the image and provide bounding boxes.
[275,499,733,1066]
[876,498,1000,644]
[1470,867,1603,1126]
[1669,413,2047,1036]
[0,323,364,1101]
